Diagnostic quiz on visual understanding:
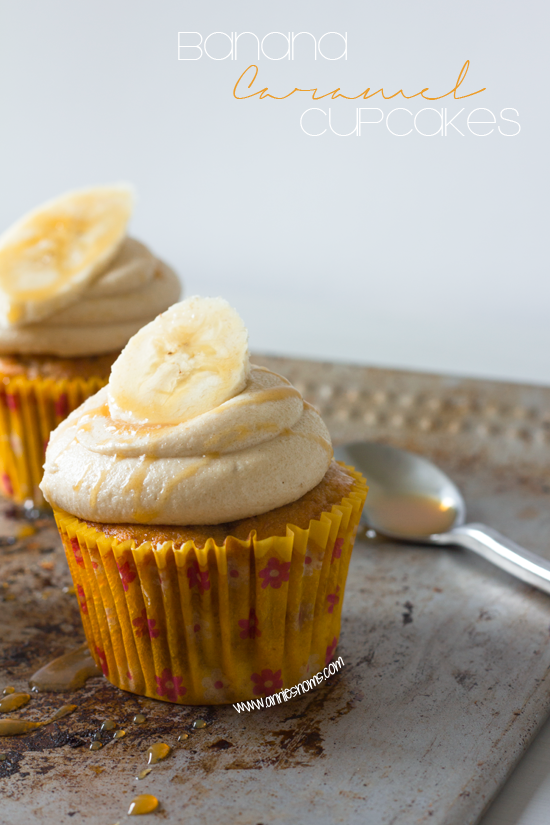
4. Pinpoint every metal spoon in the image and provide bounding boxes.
[334,441,550,595]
